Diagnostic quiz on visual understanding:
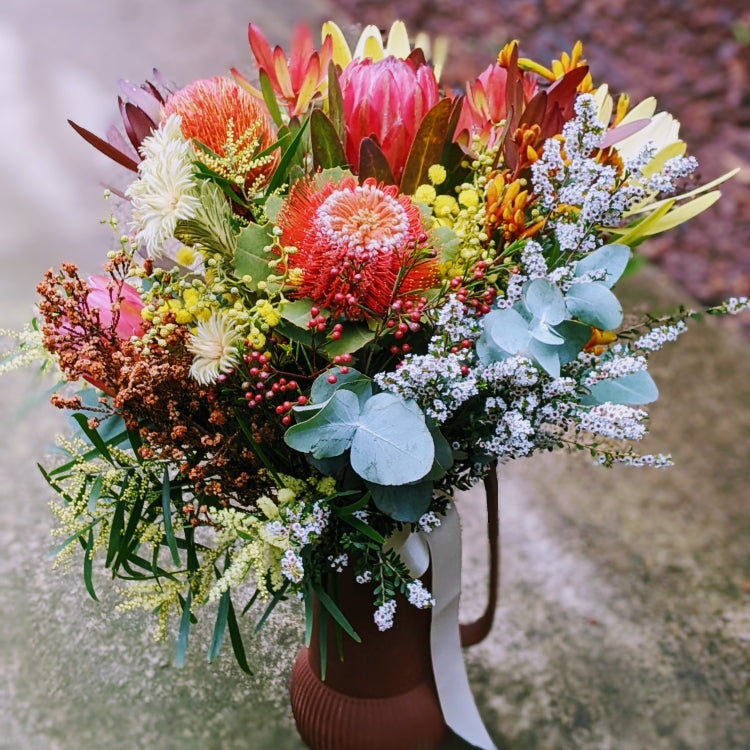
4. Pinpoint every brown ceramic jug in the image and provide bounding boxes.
[289,471,499,750]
